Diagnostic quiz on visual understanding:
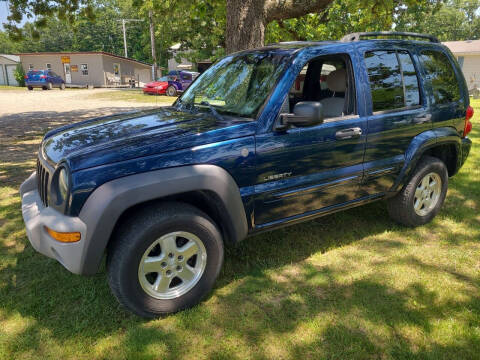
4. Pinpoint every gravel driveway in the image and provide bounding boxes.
[0,88,163,186]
